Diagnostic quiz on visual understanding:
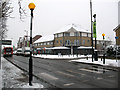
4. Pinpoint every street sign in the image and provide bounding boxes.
[115,36,118,39]
[93,21,96,38]
[0,40,12,45]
